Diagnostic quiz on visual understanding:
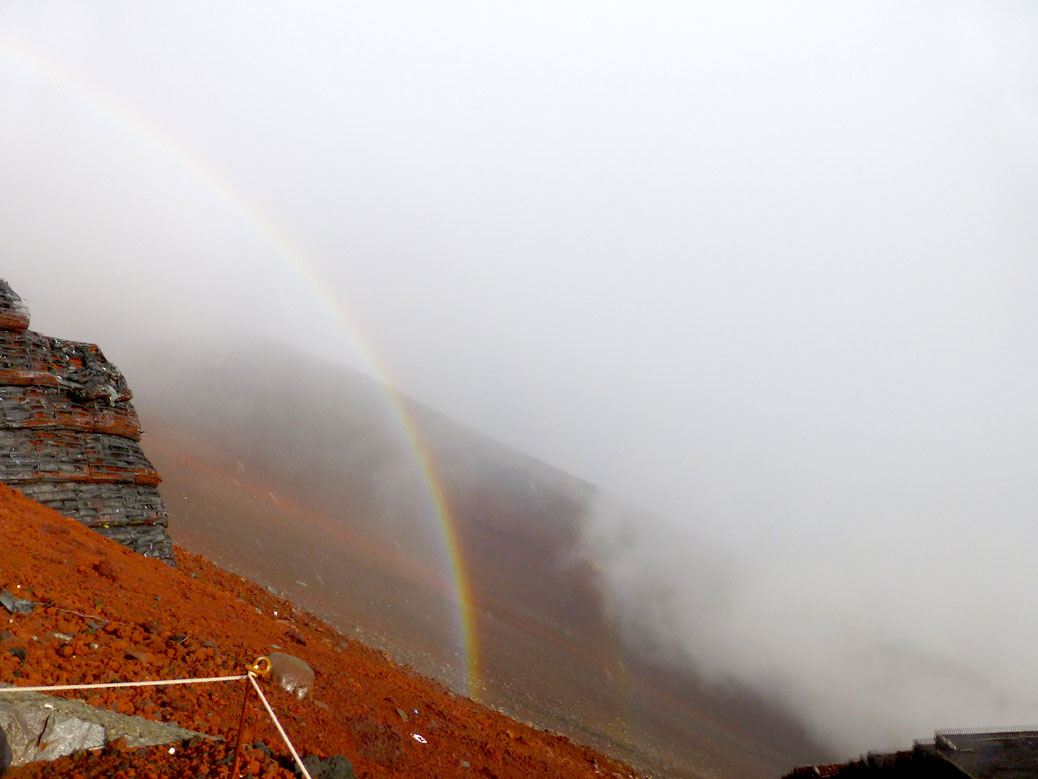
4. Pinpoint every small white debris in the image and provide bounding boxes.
[412,733,427,744]
[168,747,176,755]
